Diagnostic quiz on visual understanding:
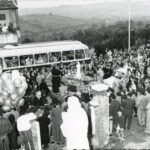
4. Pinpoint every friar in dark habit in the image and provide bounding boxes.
[52,65,63,94]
